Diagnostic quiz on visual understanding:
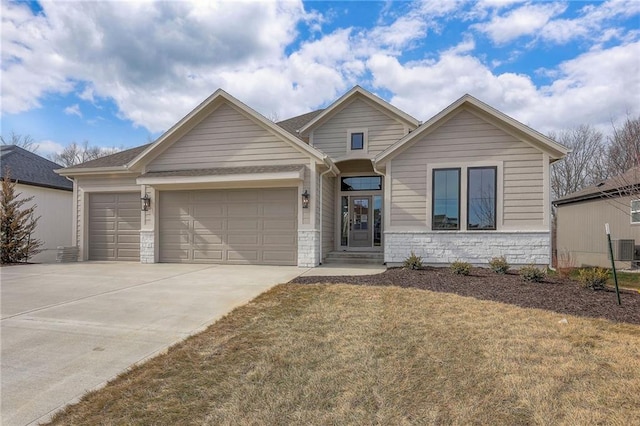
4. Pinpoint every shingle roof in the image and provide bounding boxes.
[64,107,321,173]
[0,145,72,191]
[276,109,324,136]
[66,143,152,169]
[553,167,640,206]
